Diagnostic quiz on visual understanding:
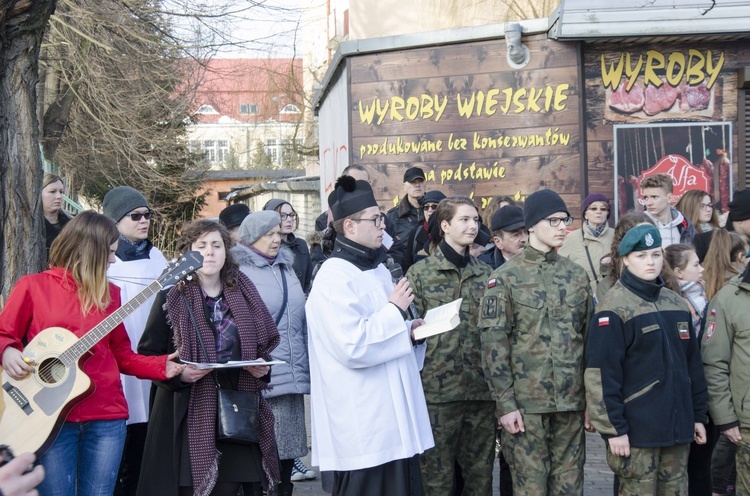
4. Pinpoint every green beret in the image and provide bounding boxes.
[618,224,662,256]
